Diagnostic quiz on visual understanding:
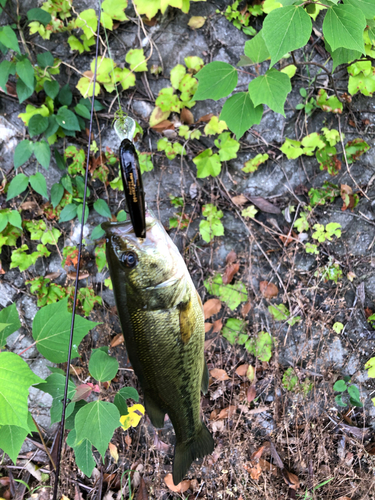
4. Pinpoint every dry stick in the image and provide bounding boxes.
[338,116,370,201]
[51,8,102,500]
[31,416,56,470]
